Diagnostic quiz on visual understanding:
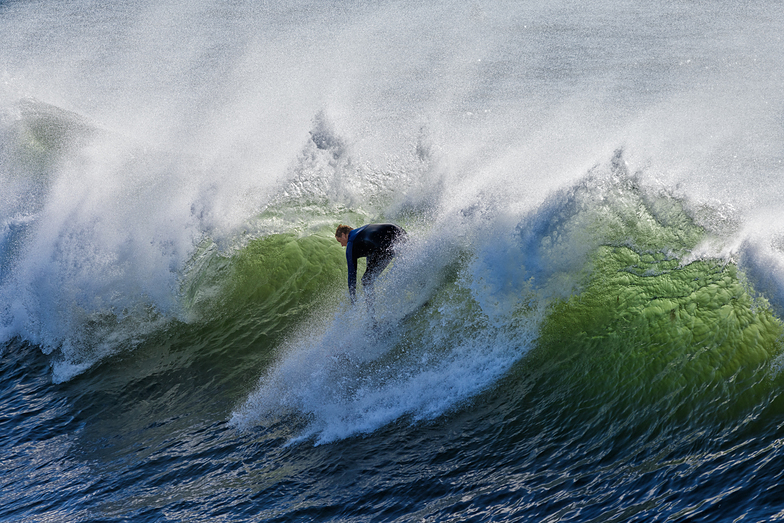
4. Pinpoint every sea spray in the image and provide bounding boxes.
[230,204,548,444]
